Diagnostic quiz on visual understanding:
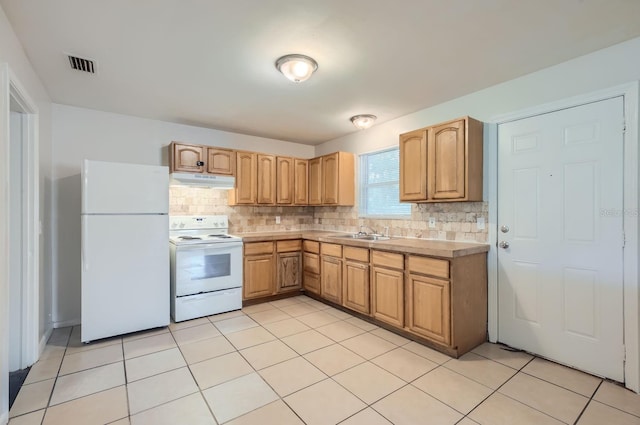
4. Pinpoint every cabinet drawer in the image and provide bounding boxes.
[371,250,404,270]
[244,241,274,256]
[277,239,302,253]
[321,243,342,258]
[303,252,320,274]
[303,240,320,254]
[407,255,450,279]
[344,246,369,262]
